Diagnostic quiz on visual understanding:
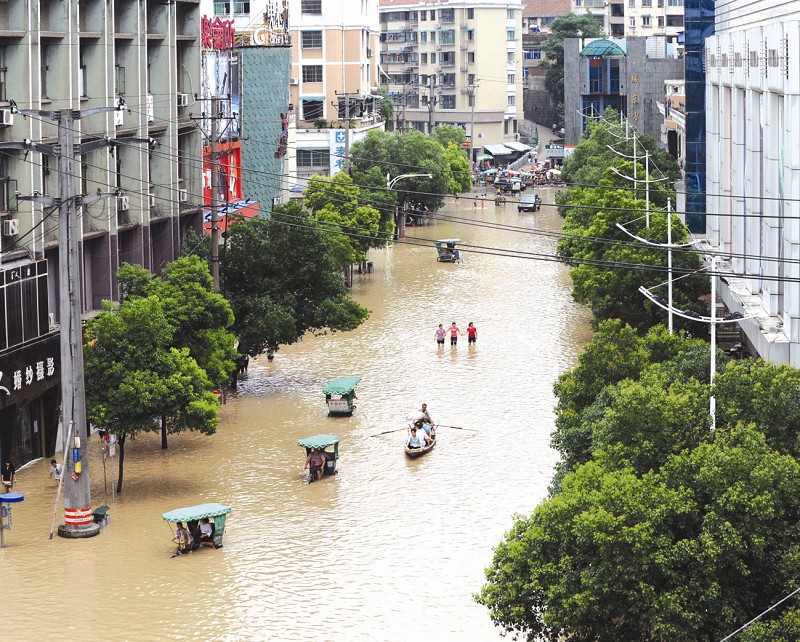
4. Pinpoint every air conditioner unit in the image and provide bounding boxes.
[117,195,130,211]
[176,93,189,107]
[2,218,19,236]
[114,110,124,127]
[289,77,299,85]
[149,194,156,207]
[0,109,13,126]
[178,189,188,203]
